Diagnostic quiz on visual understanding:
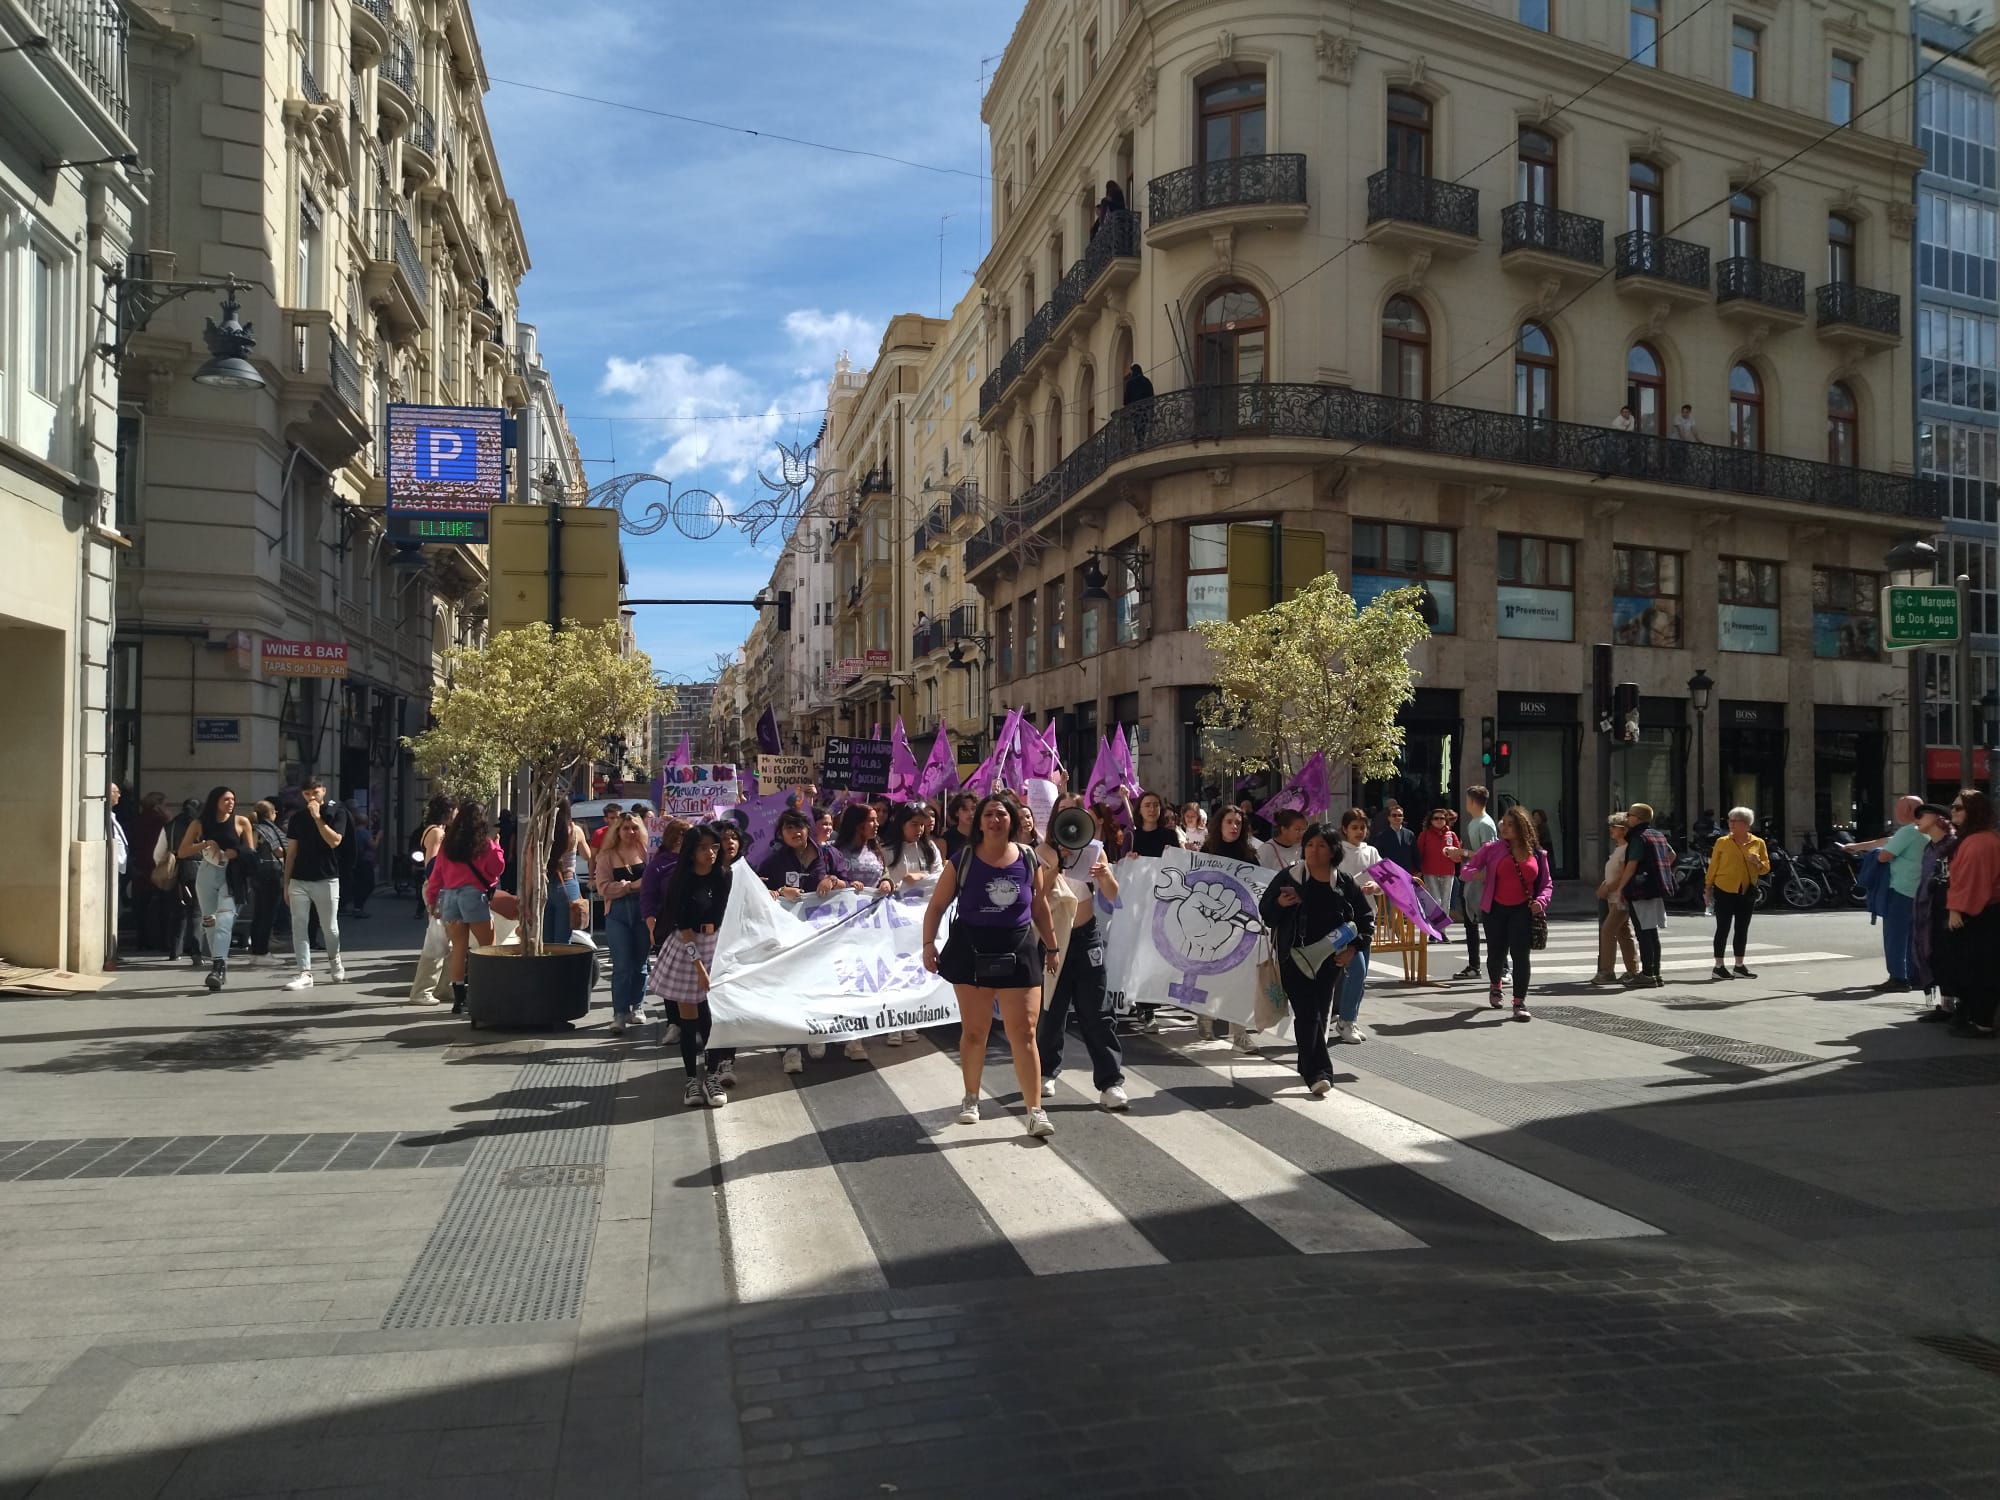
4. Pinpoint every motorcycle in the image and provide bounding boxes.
[1797,831,1866,907]
[1764,843,1822,910]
